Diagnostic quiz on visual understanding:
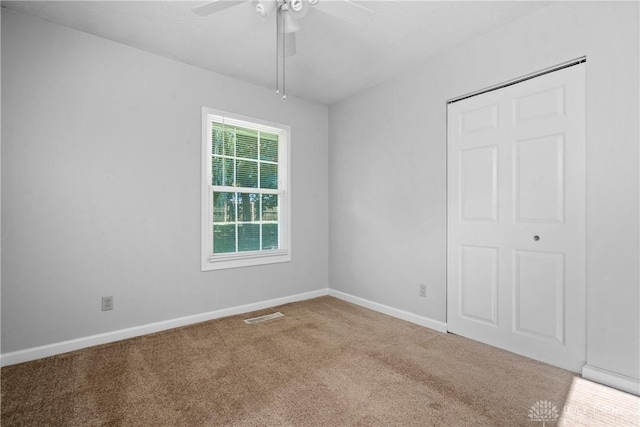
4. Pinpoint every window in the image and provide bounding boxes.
[201,109,290,271]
